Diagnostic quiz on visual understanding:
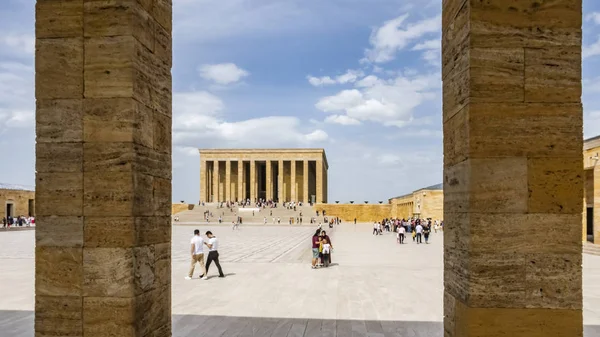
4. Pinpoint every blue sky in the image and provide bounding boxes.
[0,0,599,203]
